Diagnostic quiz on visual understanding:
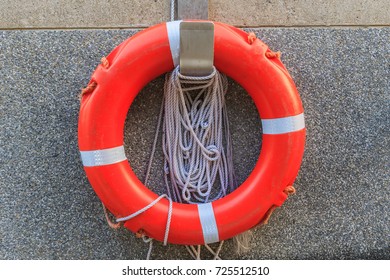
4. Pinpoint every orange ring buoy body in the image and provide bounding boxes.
[78,21,305,245]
